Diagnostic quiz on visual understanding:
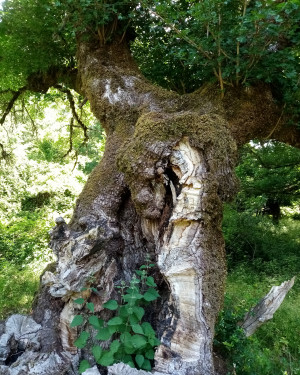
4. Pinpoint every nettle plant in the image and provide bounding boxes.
[71,260,161,373]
